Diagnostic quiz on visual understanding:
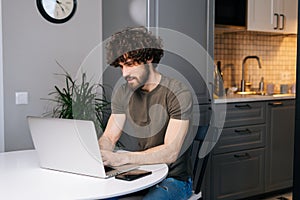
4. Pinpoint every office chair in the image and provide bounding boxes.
[188,126,210,200]
[119,125,211,200]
